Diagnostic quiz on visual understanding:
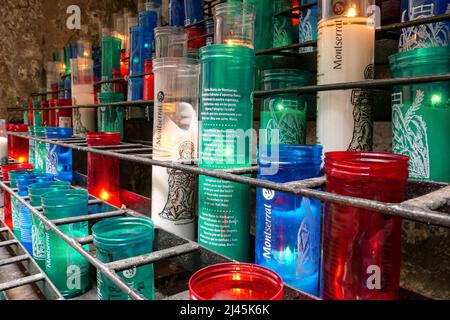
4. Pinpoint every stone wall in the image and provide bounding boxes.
[0,0,137,120]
